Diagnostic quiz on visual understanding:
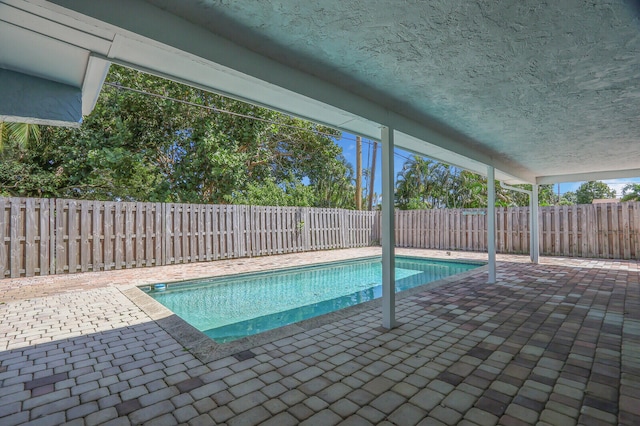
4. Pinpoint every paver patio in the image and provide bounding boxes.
[0,248,638,425]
